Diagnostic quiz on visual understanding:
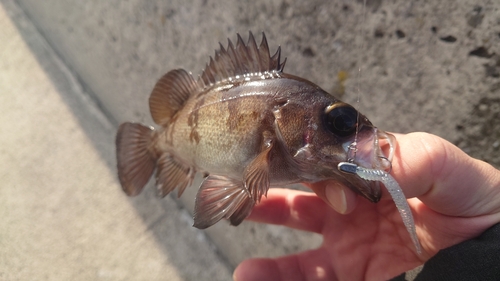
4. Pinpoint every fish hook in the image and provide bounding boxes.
[346,141,358,163]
